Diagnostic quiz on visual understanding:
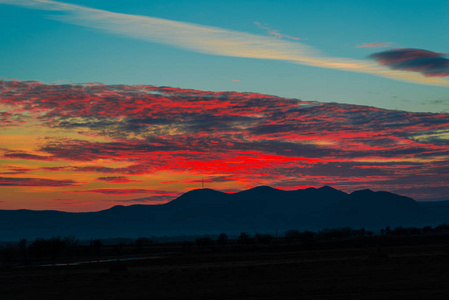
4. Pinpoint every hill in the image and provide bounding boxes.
[0,186,447,241]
